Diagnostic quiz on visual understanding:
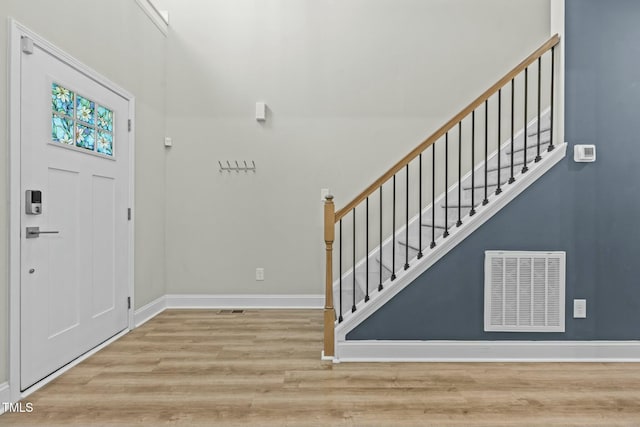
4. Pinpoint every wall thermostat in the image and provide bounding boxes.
[574,144,596,162]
